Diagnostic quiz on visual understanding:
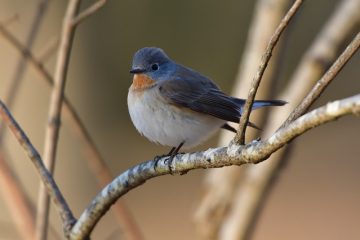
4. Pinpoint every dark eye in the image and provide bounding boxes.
[151,63,159,71]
